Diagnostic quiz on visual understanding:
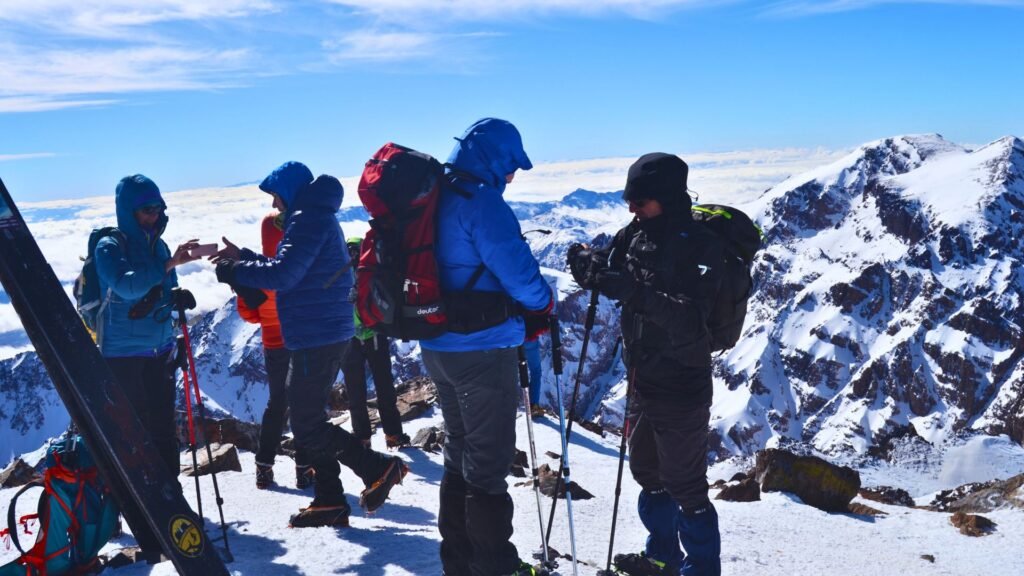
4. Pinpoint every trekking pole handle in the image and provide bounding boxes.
[548,315,562,375]
[517,346,531,390]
